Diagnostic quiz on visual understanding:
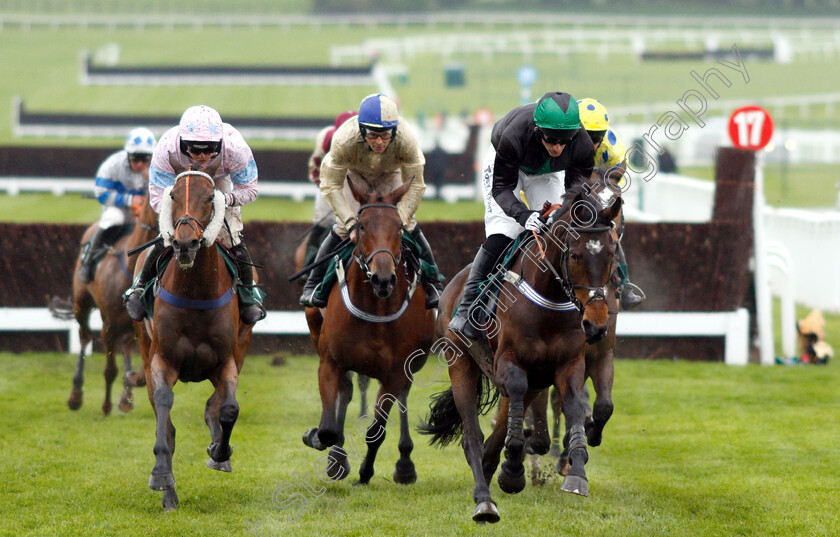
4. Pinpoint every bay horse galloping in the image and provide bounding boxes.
[536,173,624,471]
[302,179,435,486]
[141,171,253,510]
[50,189,157,415]
[421,185,620,523]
